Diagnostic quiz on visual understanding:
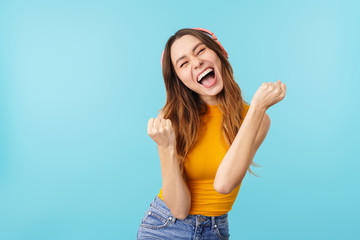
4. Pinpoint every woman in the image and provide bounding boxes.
[137,28,286,239]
